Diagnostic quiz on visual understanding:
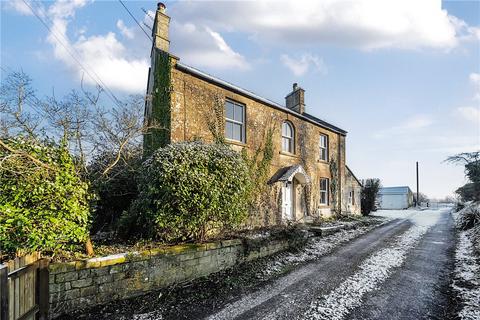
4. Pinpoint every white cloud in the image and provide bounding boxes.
[43,0,149,93]
[170,22,249,71]
[469,72,480,101]
[457,107,480,124]
[5,0,34,16]
[172,0,474,51]
[374,114,434,138]
[280,53,327,76]
[116,20,134,39]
